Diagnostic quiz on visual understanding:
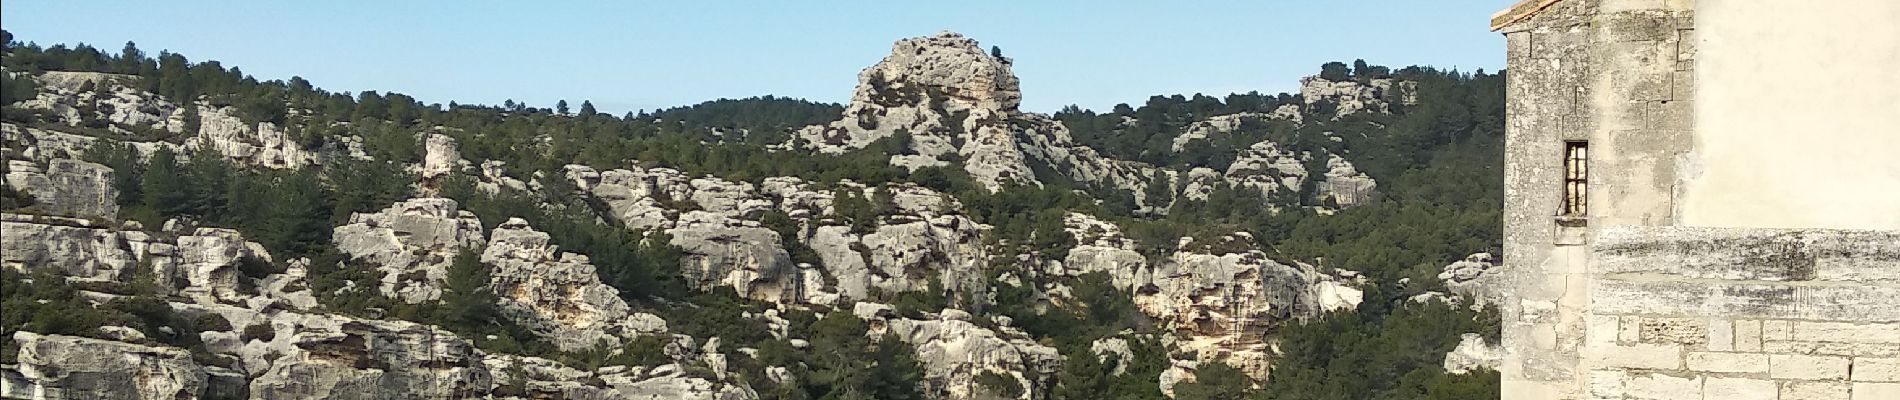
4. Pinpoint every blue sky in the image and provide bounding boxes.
[1,1,1509,115]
